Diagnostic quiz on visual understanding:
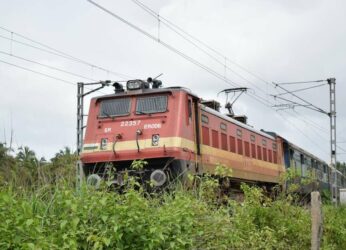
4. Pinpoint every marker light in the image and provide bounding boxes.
[152,134,160,146]
[100,138,108,150]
